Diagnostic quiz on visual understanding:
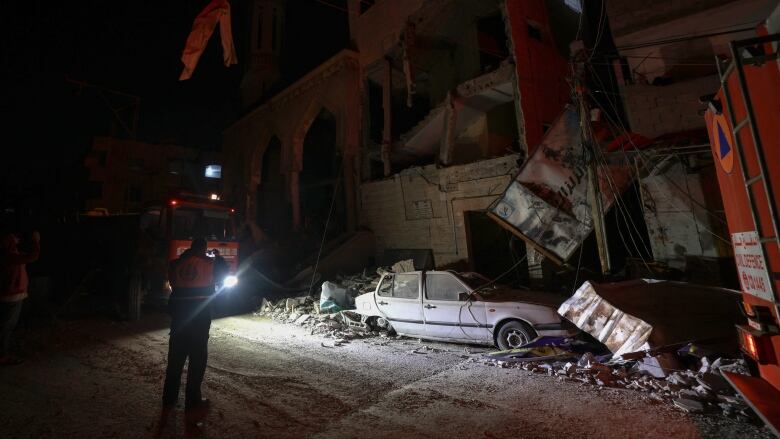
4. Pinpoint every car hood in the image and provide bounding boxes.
[472,288,565,308]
